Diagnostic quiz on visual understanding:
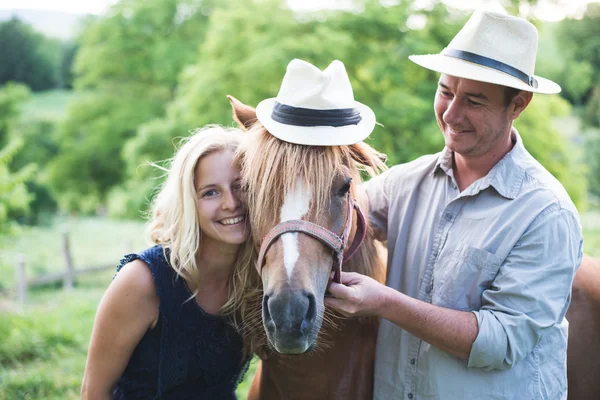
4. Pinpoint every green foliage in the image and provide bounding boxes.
[557,4,600,86]
[0,139,35,234]
[584,127,600,199]
[553,3,600,121]
[0,18,61,91]
[0,288,104,400]
[0,310,78,367]
[50,0,218,213]
[0,82,30,146]
[9,119,60,223]
[0,83,35,234]
[59,41,78,89]
[515,95,587,209]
